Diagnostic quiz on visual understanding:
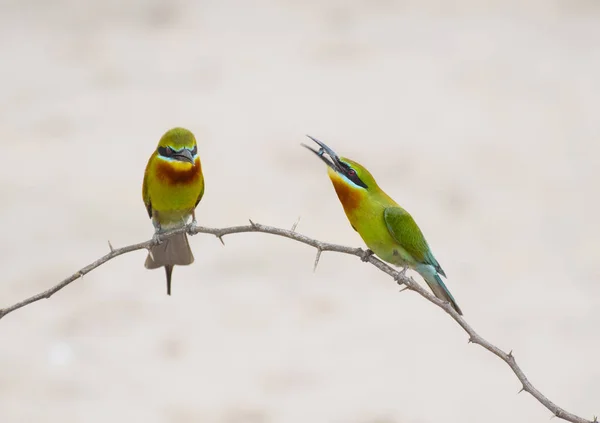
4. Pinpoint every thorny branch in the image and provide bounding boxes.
[0,221,595,423]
